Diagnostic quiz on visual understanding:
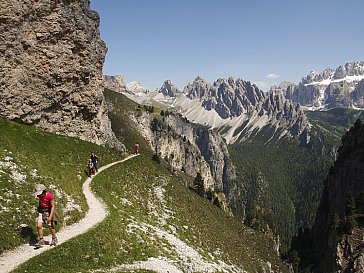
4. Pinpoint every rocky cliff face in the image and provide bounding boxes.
[300,120,364,272]
[181,77,309,144]
[184,77,265,119]
[184,76,212,100]
[277,61,364,110]
[104,75,149,96]
[301,68,335,85]
[352,79,364,108]
[103,75,127,93]
[0,0,112,144]
[325,81,352,108]
[158,80,180,97]
[109,76,310,145]
[129,109,236,198]
[334,62,364,79]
